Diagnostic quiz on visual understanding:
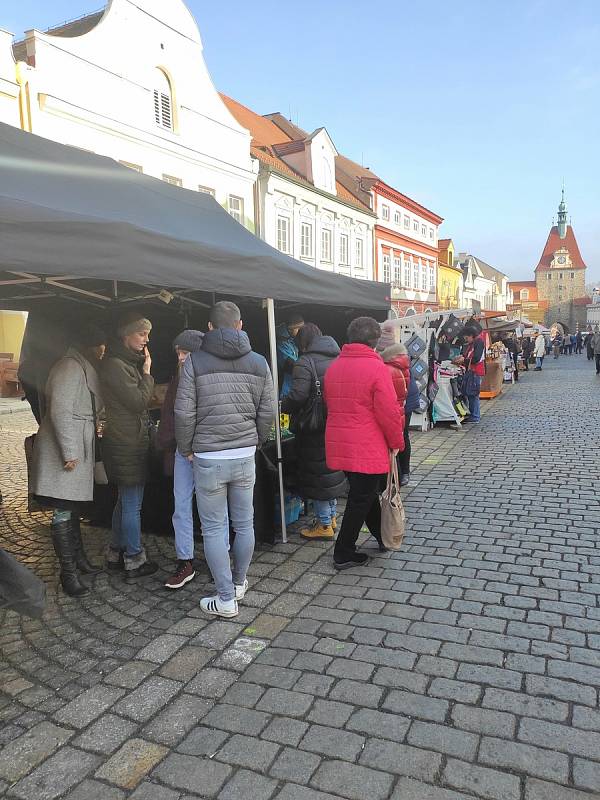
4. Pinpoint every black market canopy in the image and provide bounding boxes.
[0,122,389,311]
